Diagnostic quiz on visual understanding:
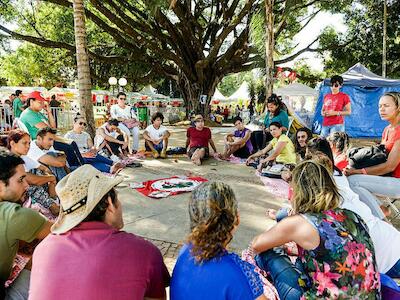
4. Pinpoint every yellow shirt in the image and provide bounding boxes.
[270,134,296,164]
